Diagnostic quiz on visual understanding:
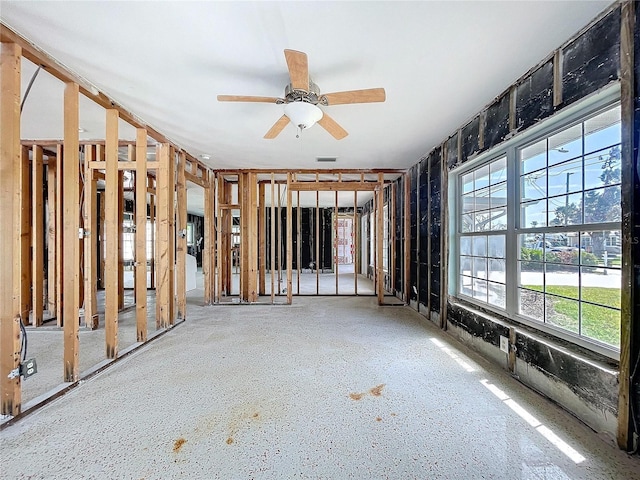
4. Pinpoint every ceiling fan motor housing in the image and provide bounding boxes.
[284,79,323,105]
